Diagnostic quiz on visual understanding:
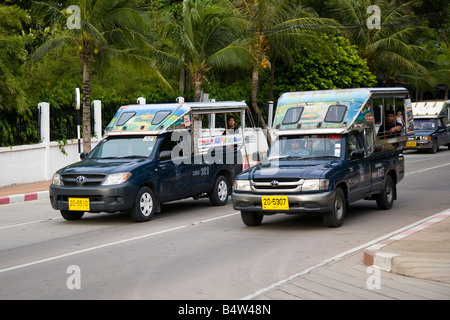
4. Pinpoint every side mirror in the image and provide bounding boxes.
[350,149,365,159]
[252,151,262,161]
[159,150,172,161]
[80,152,88,160]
